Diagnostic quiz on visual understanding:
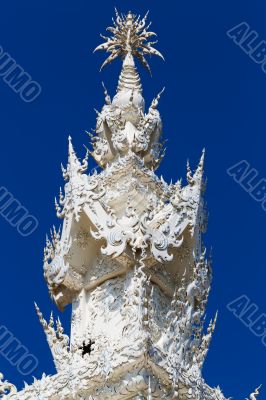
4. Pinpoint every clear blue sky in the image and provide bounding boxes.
[0,1,265,398]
